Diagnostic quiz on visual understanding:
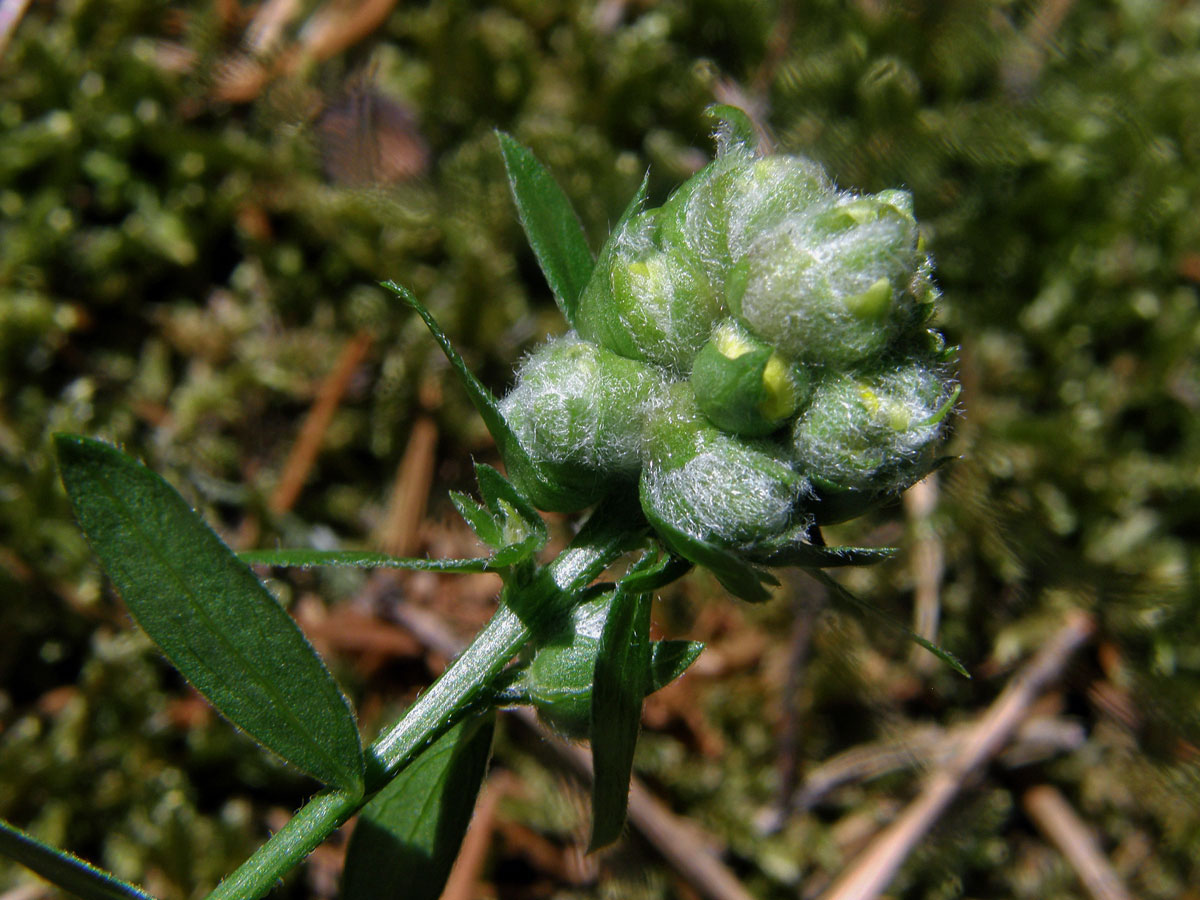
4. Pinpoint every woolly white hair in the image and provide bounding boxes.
[499,333,668,475]
[791,362,956,492]
[738,198,920,365]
